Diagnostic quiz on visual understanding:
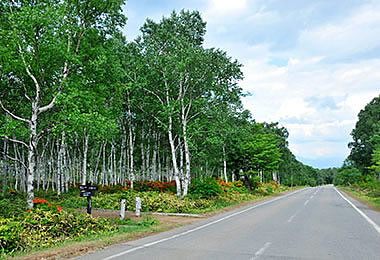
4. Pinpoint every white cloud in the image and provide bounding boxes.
[241,47,379,167]
[297,3,380,58]
[122,0,380,168]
